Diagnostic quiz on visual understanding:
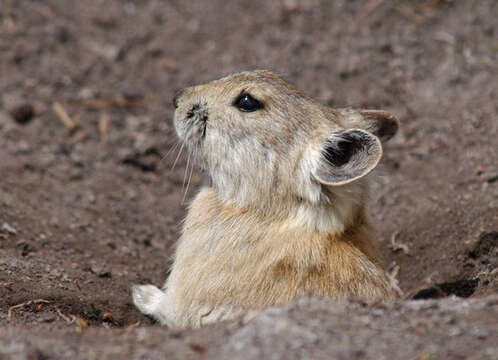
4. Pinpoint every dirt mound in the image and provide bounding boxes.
[2,296,498,359]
